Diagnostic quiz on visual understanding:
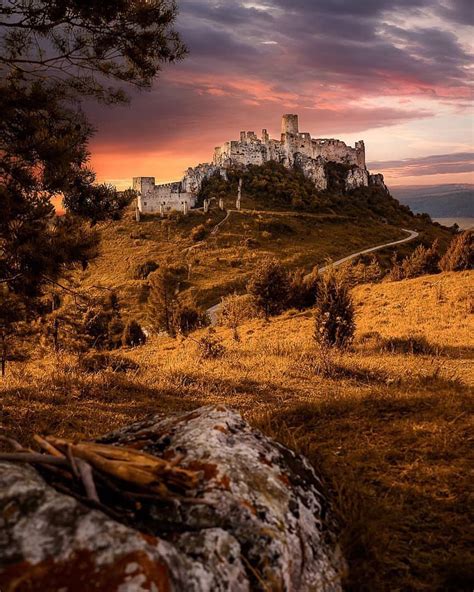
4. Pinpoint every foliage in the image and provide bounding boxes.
[439,230,473,272]
[133,260,159,280]
[389,240,440,280]
[314,269,355,349]
[190,224,207,242]
[122,320,147,347]
[147,266,181,336]
[0,290,27,376]
[78,352,139,374]
[288,268,319,310]
[218,293,259,340]
[197,329,225,359]
[82,292,125,350]
[345,255,383,287]
[172,302,208,336]
[0,0,186,301]
[247,258,291,319]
